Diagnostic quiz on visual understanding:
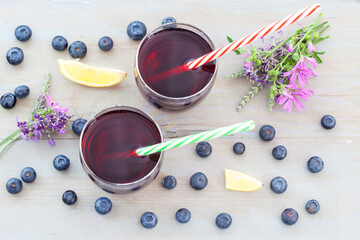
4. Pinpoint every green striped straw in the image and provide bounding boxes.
[136,120,255,156]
